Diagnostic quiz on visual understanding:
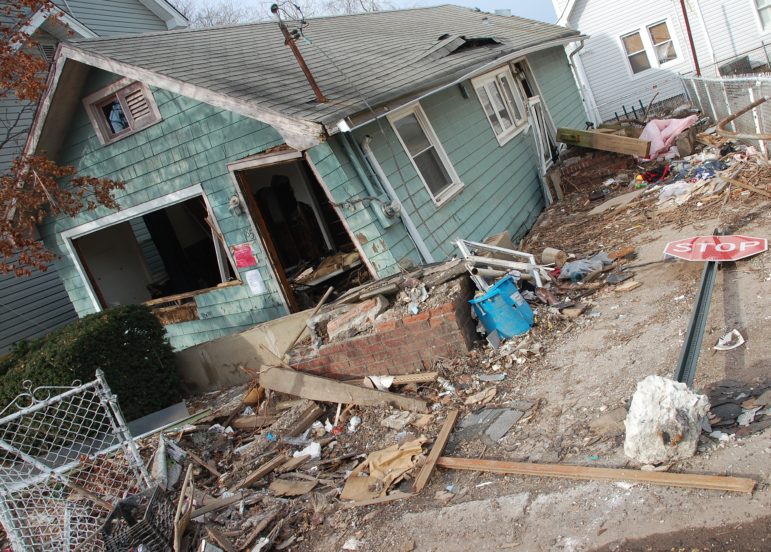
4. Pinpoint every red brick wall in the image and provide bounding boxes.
[288,277,477,378]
